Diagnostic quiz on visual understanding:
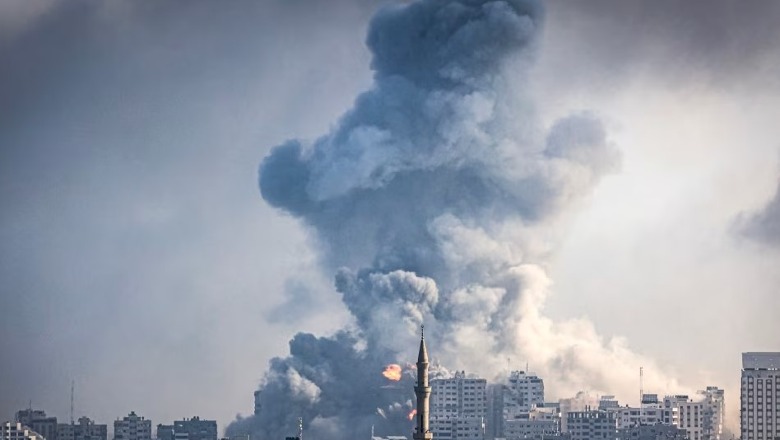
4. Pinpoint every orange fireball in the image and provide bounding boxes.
[407,409,417,421]
[382,364,402,381]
